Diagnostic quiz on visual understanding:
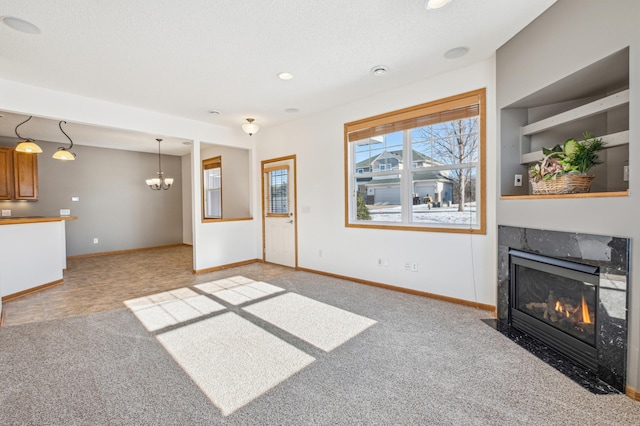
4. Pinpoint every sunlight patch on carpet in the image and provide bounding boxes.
[243,292,377,351]
[156,312,315,416]
[195,278,285,305]
[124,288,225,331]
